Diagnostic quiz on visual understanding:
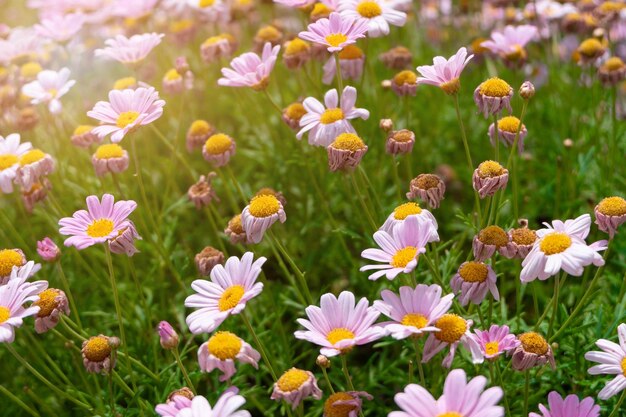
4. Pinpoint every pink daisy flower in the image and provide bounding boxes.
[0,133,32,194]
[0,262,48,343]
[94,33,164,65]
[379,201,438,239]
[530,391,600,417]
[471,324,520,360]
[58,193,138,250]
[360,215,436,281]
[298,12,368,53]
[185,252,265,334]
[197,331,260,382]
[422,314,483,368]
[294,291,384,357]
[217,42,280,91]
[520,214,608,283]
[22,68,76,114]
[155,394,192,417]
[585,323,626,400]
[373,284,454,340]
[415,47,474,95]
[297,86,369,147]
[450,261,499,306]
[34,13,85,43]
[389,369,504,417]
[176,388,251,417]
[481,25,538,60]
[87,87,165,143]
[338,0,406,38]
